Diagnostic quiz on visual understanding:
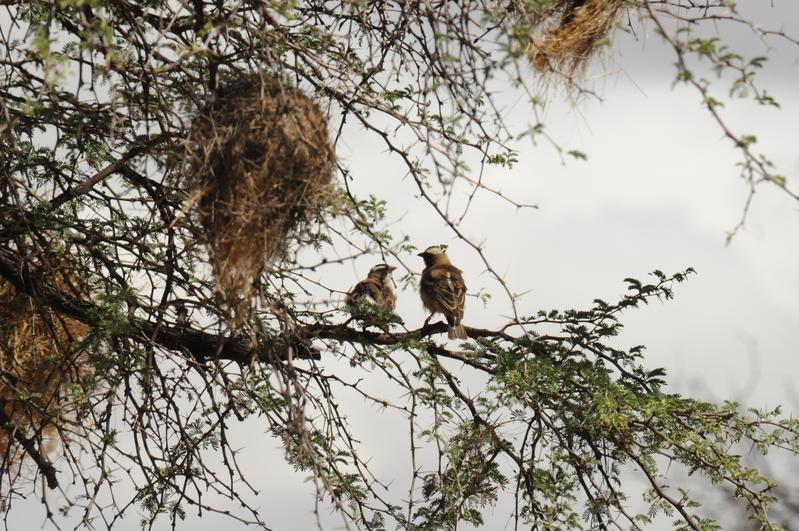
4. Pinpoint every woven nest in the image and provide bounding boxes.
[525,0,625,78]
[0,269,90,473]
[185,77,335,325]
